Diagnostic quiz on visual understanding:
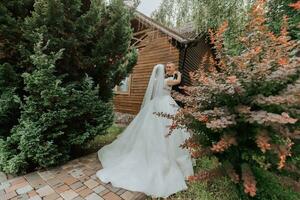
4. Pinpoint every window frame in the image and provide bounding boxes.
[114,74,132,95]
